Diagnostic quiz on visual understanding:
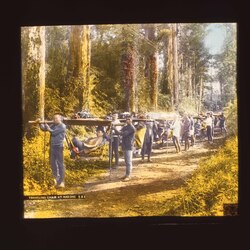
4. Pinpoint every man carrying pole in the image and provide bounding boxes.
[36,114,66,188]
[114,117,136,182]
